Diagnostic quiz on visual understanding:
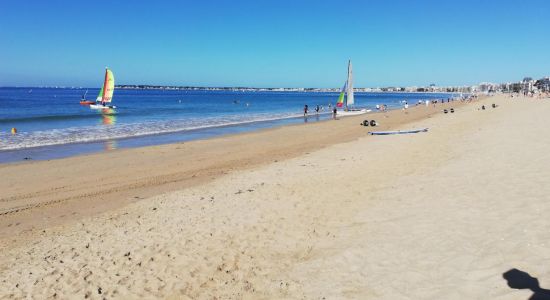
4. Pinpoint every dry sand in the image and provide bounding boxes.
[1,95,549,299]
